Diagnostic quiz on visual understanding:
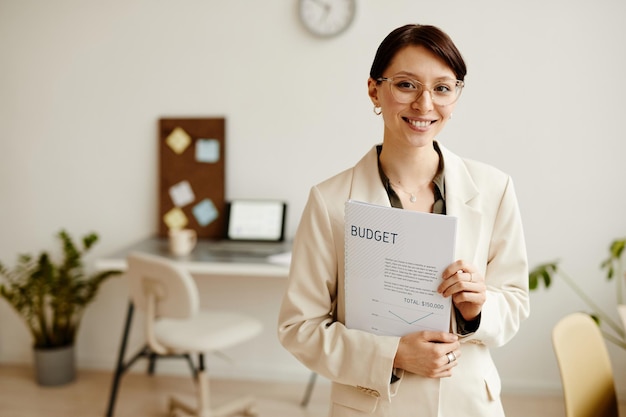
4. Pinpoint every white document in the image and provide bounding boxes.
[344,200,457,336]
